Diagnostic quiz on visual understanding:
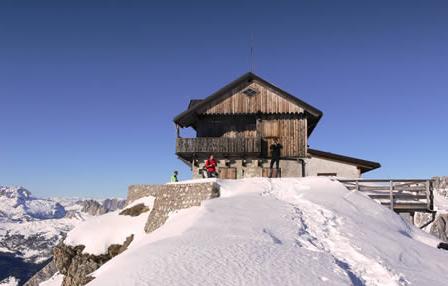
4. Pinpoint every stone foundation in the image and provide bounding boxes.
[127,182,220,233]
[191,159,303,179]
